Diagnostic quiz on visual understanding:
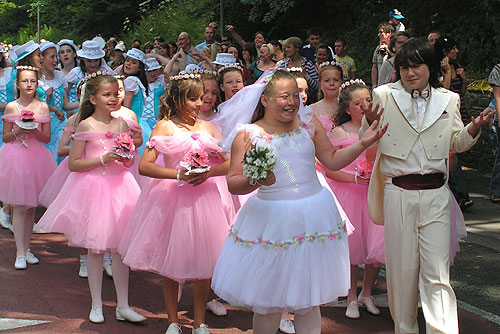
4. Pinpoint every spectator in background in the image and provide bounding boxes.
[240,42,257,69]
[378,31,410,86]
[315,44,334,72]
[302,28,334,63]
[109,43,126,70]
[153,36,165,54]
[167,41,177,58]
[143,42,153,54]
[158,42,170,59]
[175,32,203,71]
[247,43,275,82]
[221,34,233,48]
[271,40,284,62]
[131,39,141,50]
[427,30,442,46]
[389,9,405,31]
[488,63,500,203]
[334,38,356,81]
[196,25,217,50]
[371,22,395,88]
